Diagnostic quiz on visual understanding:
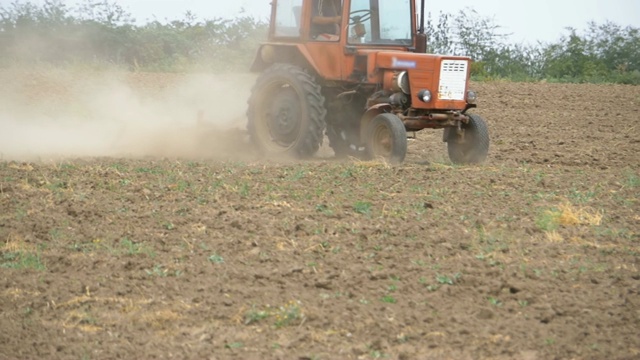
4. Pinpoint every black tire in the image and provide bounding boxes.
[364,113,407,164]
[247,63,326,158]
[447,113,490,164]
